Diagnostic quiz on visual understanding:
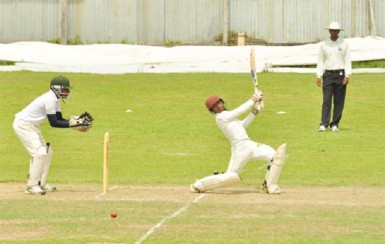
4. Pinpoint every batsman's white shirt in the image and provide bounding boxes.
[15,90,60,126]
[215,99,255,145]
[215,99,275,173]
